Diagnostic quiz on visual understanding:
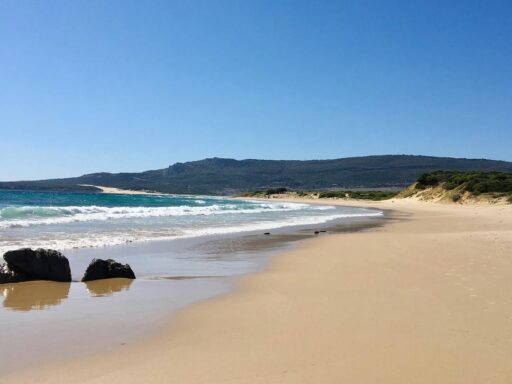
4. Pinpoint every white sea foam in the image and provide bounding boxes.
[0,210,383,255]
[0,192,384,256]
[0,202,328,229]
